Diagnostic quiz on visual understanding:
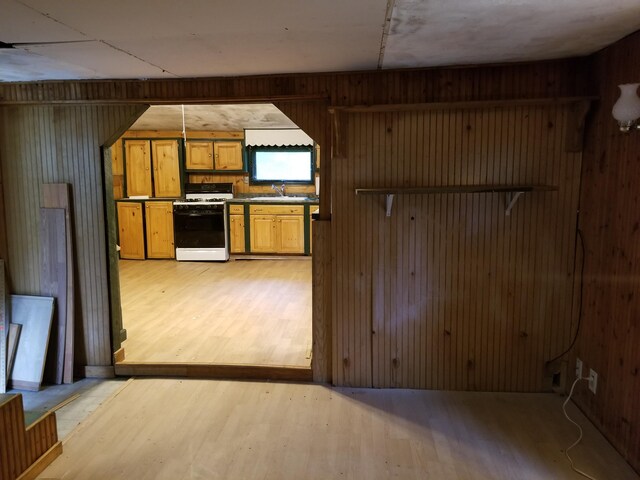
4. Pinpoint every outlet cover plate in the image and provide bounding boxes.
[589,369,598,394]
[576,358,583,378]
